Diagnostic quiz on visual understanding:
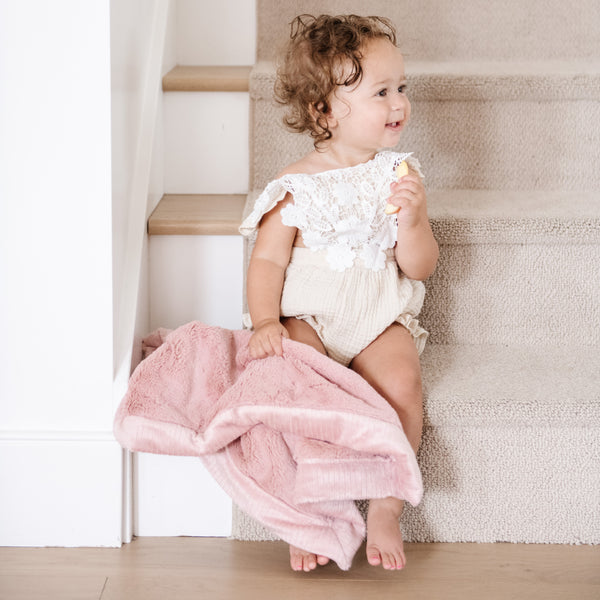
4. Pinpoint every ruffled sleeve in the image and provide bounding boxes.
[397,153,425,180]
[239,179,294,239]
